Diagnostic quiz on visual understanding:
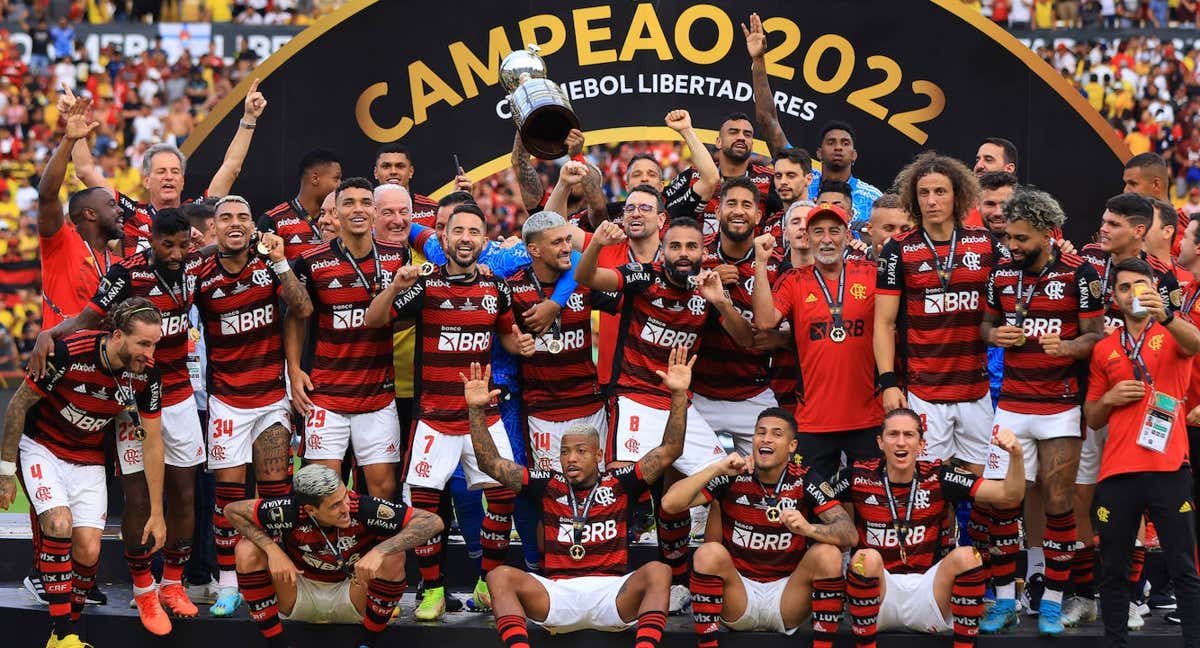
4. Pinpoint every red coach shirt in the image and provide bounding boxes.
[40,222,119,329]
